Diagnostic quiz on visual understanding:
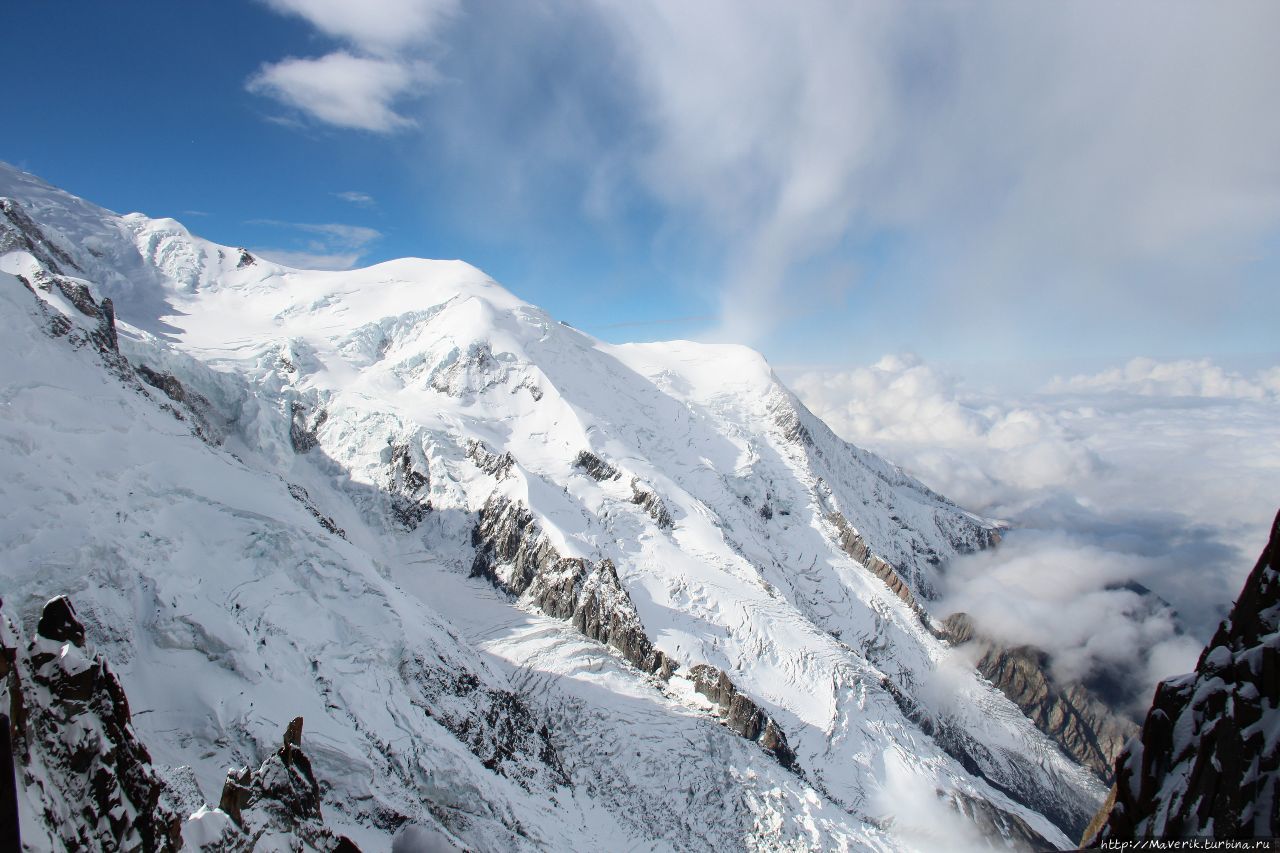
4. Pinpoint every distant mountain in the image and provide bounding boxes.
[1084,510,1280,844]
[0,162,1105,850]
